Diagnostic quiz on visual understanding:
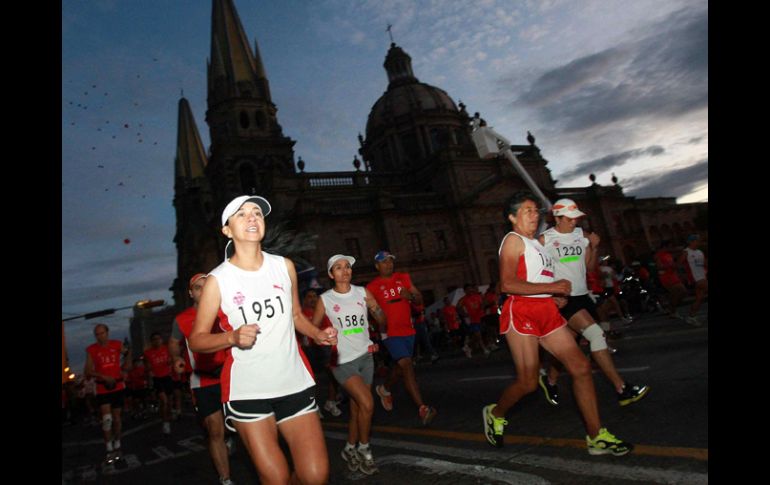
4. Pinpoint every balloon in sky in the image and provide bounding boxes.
[124,238,131,245]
